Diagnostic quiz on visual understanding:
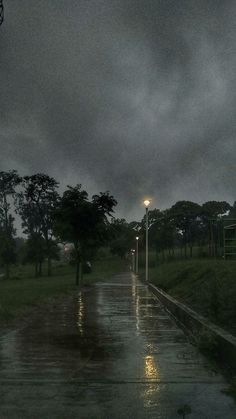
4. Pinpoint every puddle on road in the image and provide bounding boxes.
[0,275,235,419]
